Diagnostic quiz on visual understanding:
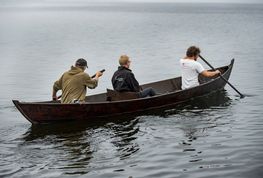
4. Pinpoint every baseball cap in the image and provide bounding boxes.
[75,58,88,67]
